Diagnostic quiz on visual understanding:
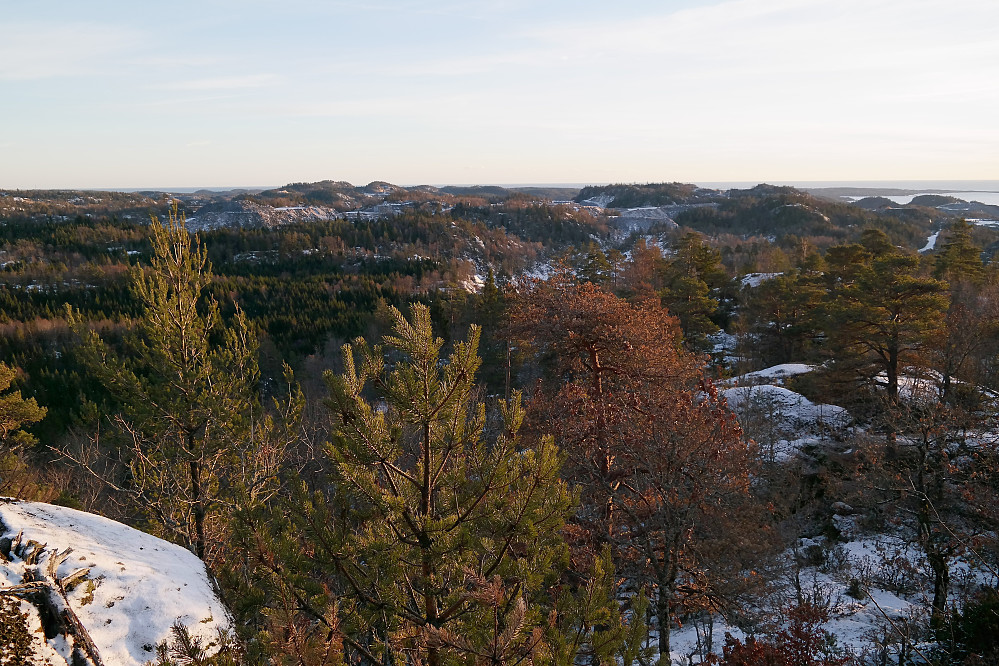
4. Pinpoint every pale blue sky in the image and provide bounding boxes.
[3,0,997,188]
